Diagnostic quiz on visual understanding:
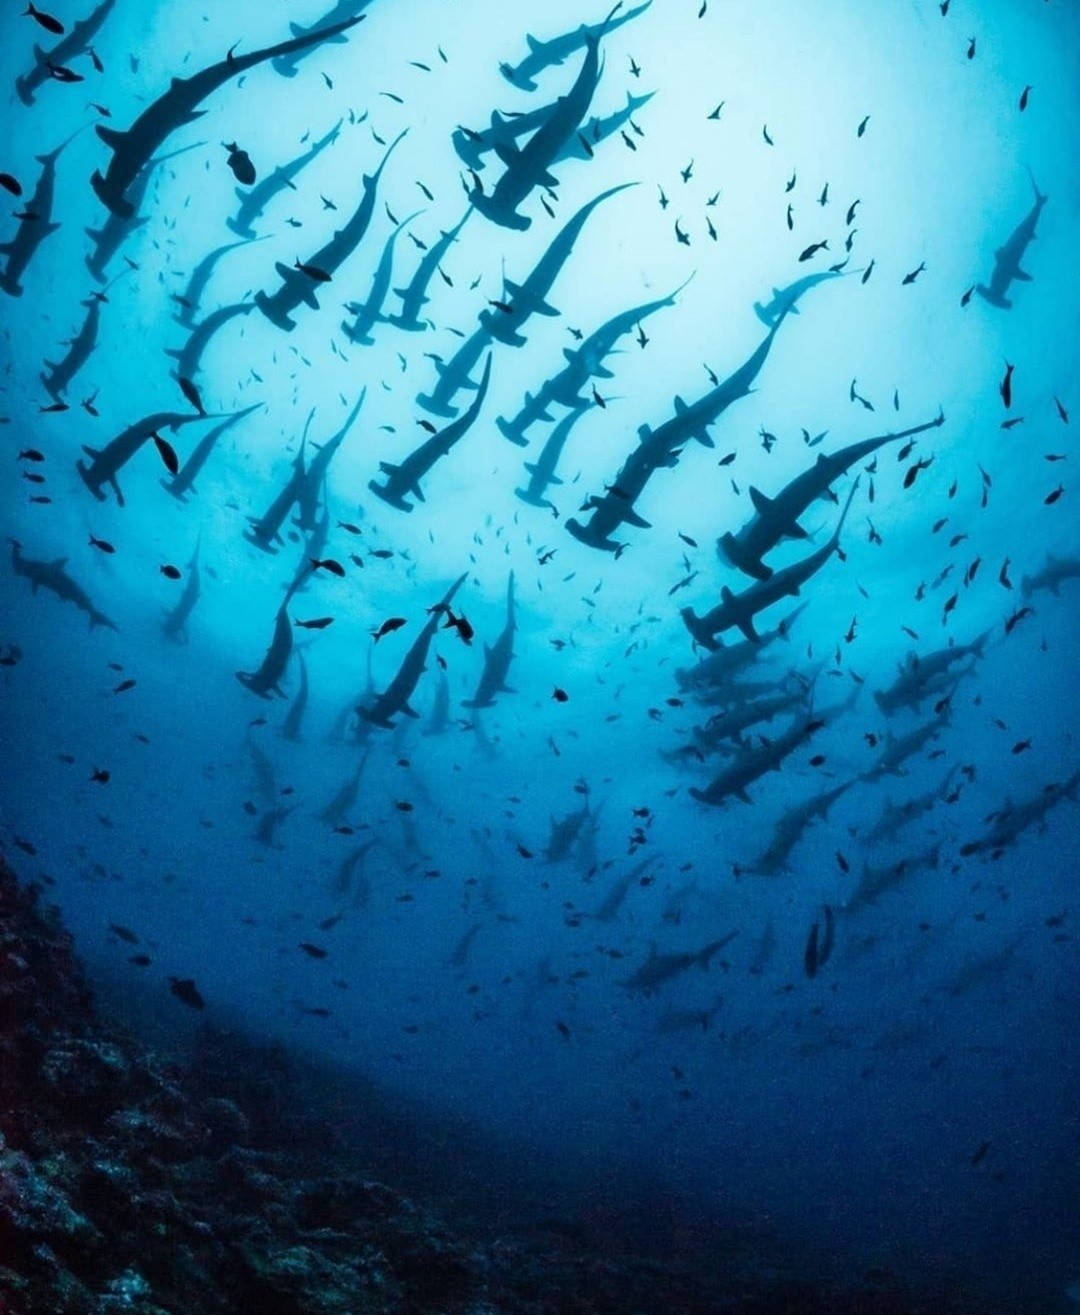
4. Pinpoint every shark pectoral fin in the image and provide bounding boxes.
[81,445,101,459]
[274,261,296,281]
[673,396,687,414]
[51,557,69,569]
[403,702,421,719]
[95,125,126,149]
[493,140,520,166]
[594,364,615,380]
[1014,268,1033,281]
[538,170,559,189]
[736,789,752,804]
[302,287,320,310]
[412,483,426,502]
[624,508,651,529]
[736,617,760,643]
[749,486,772,515]
[784,520,810,540]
